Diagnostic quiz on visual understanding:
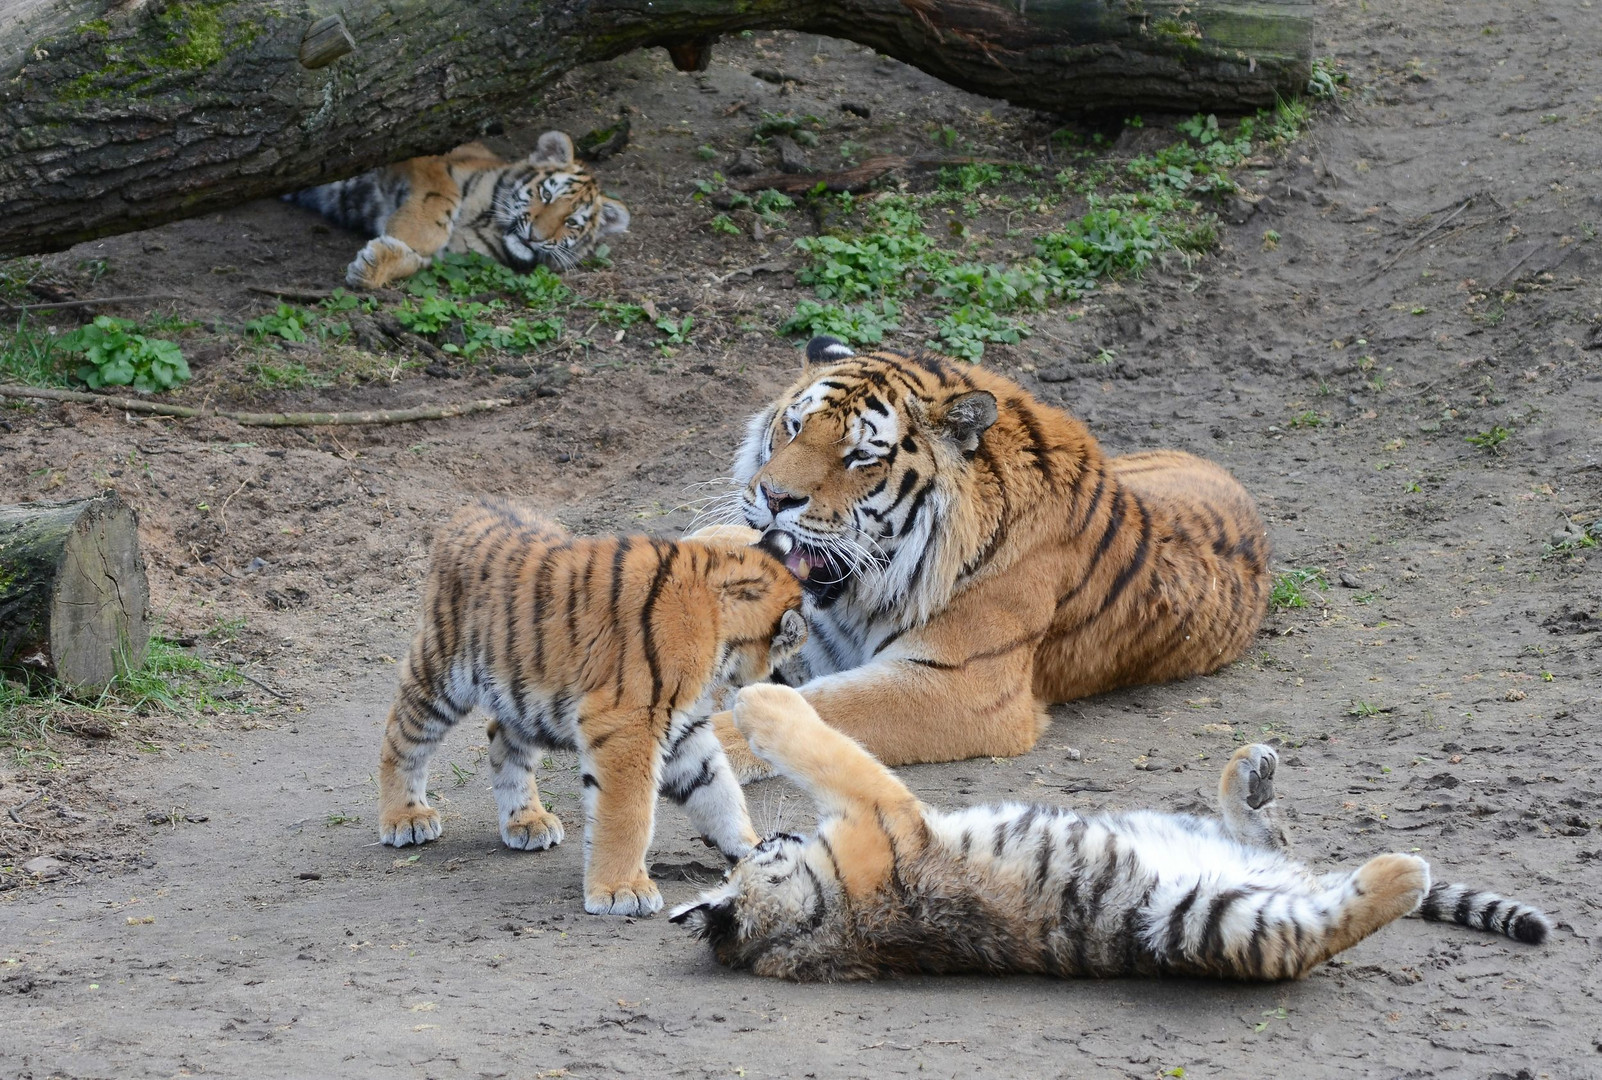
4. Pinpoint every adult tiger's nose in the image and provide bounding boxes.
[761,482,807,516]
